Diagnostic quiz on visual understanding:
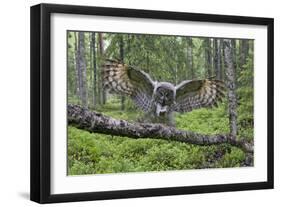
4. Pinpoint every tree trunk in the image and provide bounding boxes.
[146,52,149,73]
[220,39,225,81]
[231,39,237,73]
[98,33,107,105]
[119,35,126,111]
[91,32,97,107]
[223,39,238,139]
[186,37,194,79]
[67,32,76,97]
[89,33,93,107]
[239,39,249,69]
[213,38,222,80]
[77,32,88,108]
[204,38,212,77]
[67,104,253,153]
[74,32,81,102]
